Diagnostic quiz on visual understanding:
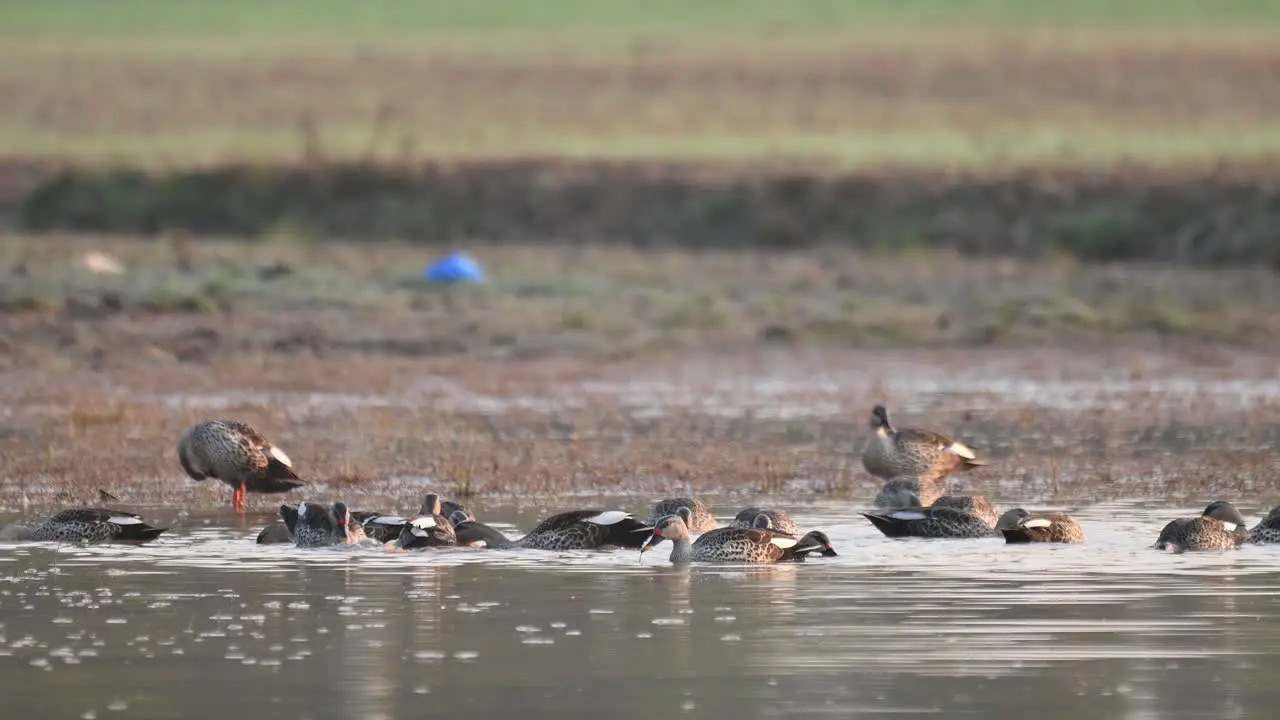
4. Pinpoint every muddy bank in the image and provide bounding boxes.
[2,347,1279,512]
[15,159,1280,266]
